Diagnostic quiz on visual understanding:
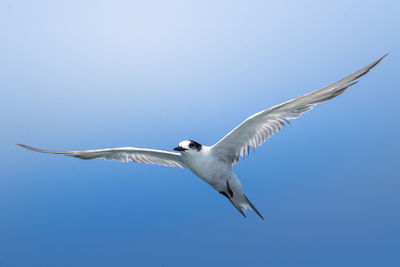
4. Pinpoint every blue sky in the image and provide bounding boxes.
[1,1,399,266]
